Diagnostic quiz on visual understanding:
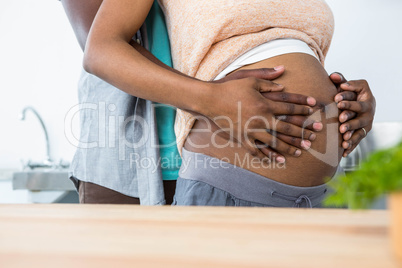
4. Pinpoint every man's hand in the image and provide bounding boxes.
[210,66,320,162]
[330,73,376,157]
